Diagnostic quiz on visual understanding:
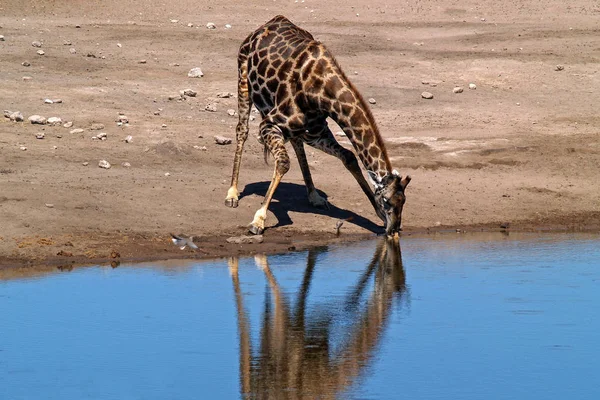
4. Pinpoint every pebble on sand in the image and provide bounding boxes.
[188,67,204,78]
[35,133,45,139]
[205,103,217,112]
[47,117,63,125]
[421,91,434,99]
[28,115,47,124]
[469,83,477,90]
[368,98,377,104]
[206,22,216,29]
[214,135,232,145]
[31,41,42,48]
[98,160,111,169]
[36,50,45,56]
[70,128,84,134]
[453,87,464,93]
